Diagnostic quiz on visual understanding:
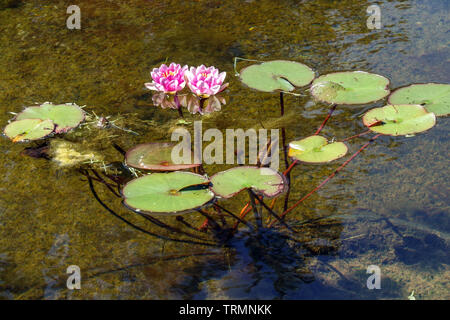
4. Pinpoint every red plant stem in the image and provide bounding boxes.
[277,92,294,214]
[314,104,337,135]
[283,160,298,176]
[232,196,262,230]
[240,203,250,216]
[198,219,209,231]
[234,207,252,227]
[214,204,254,230]
[231,203,250,230]
[269,134,382,227]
